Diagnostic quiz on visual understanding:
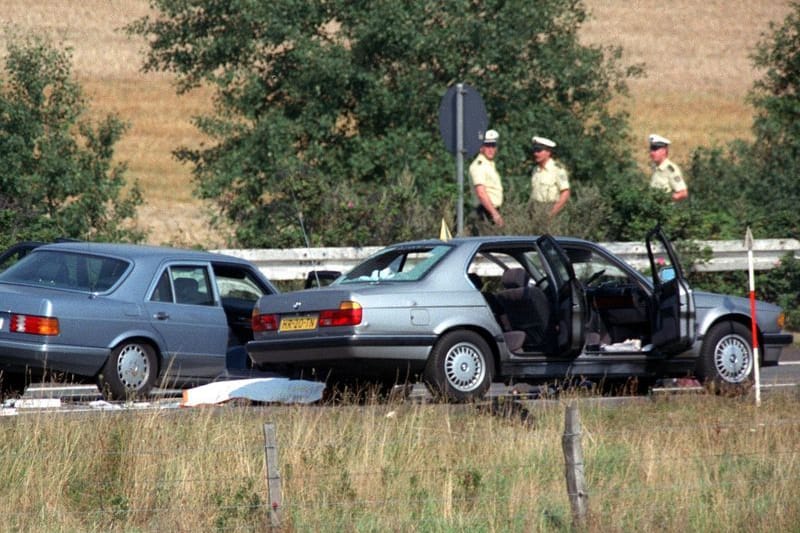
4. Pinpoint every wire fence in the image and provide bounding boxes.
[4,401,800,531]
